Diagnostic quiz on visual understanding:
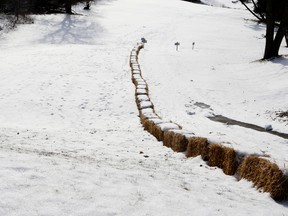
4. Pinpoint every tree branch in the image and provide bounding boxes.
[240,0,265,22]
